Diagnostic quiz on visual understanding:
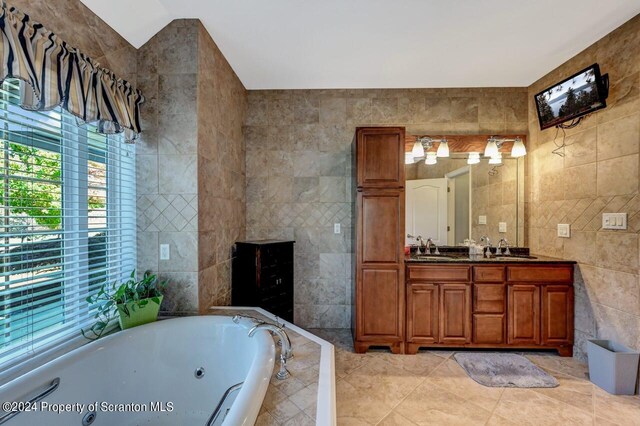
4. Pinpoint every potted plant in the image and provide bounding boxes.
[82,270,166,340]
